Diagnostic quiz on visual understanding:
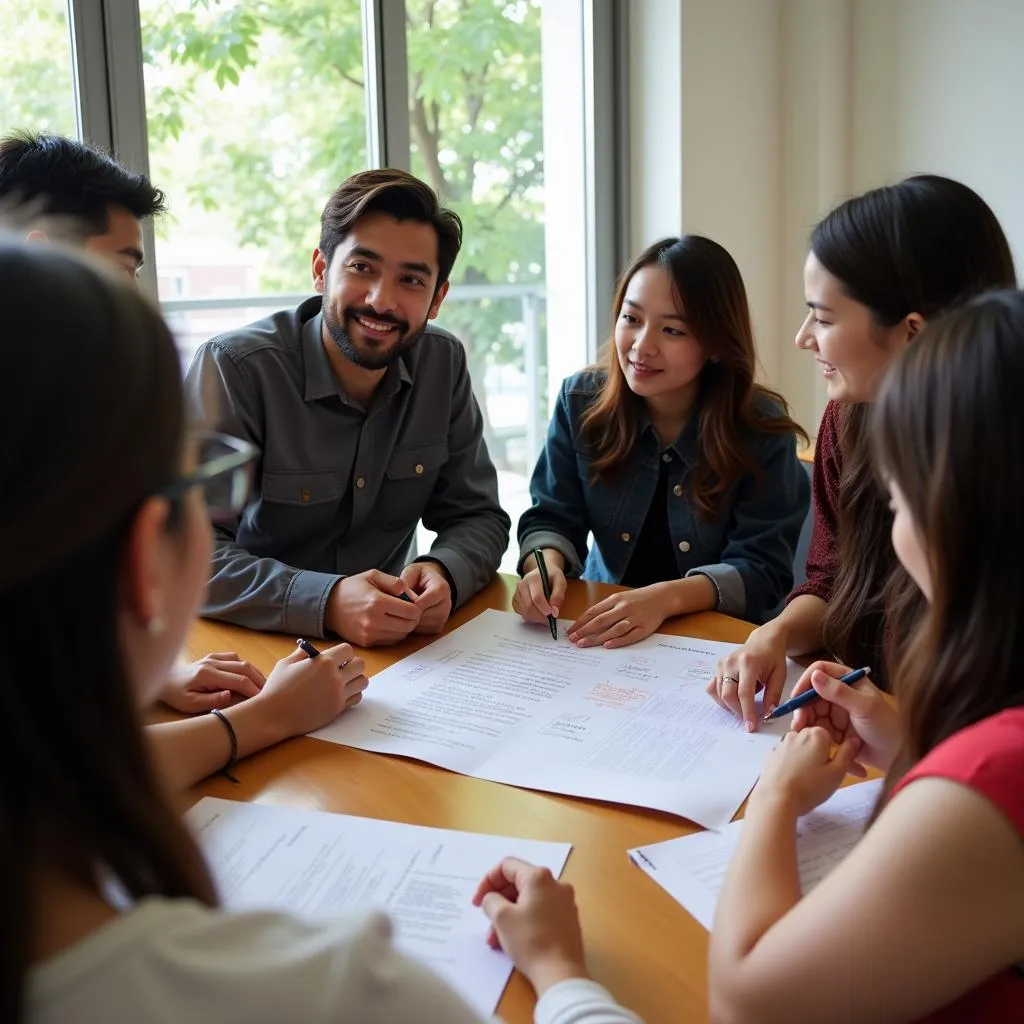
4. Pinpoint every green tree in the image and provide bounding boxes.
[140,0,547,461]
[0,0,78,138]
